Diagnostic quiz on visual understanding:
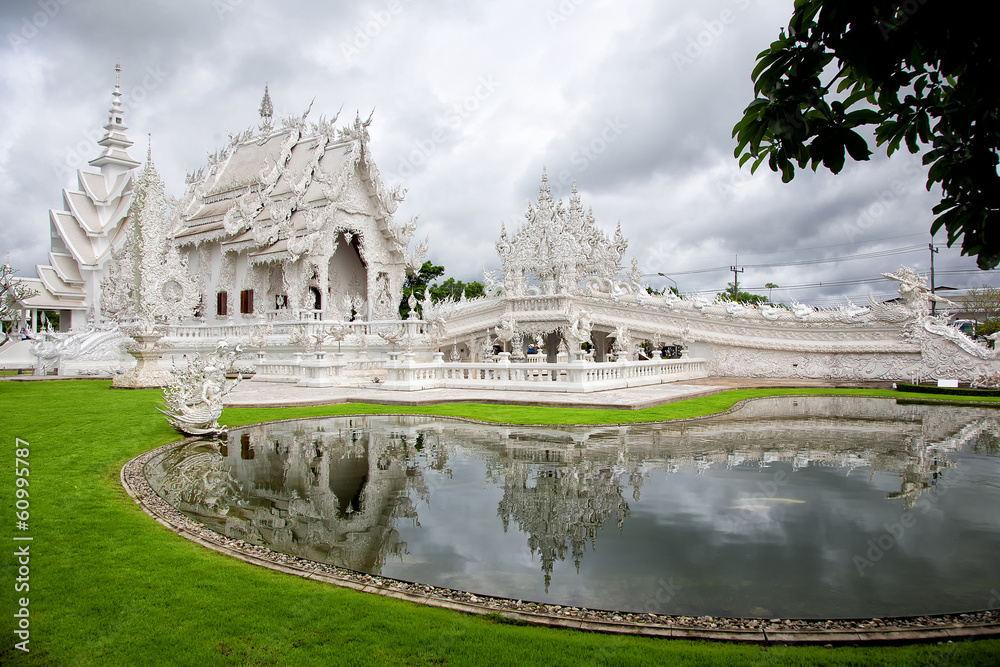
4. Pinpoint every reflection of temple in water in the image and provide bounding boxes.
[147,398,999,581]
[493,448,635,591]
[151,417,421,573]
